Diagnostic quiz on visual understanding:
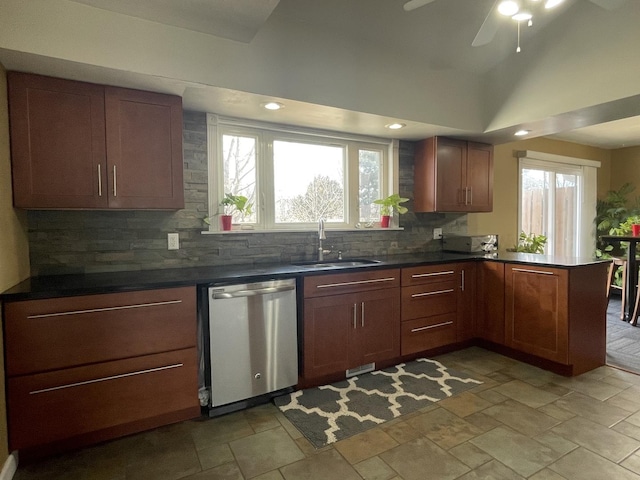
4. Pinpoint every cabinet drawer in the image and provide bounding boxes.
[401,313,457,356]
[304,269,400,298]
[401,281,457,321]
[402,264,459,287]
[5,287,196,376]
[8,348,199,450]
